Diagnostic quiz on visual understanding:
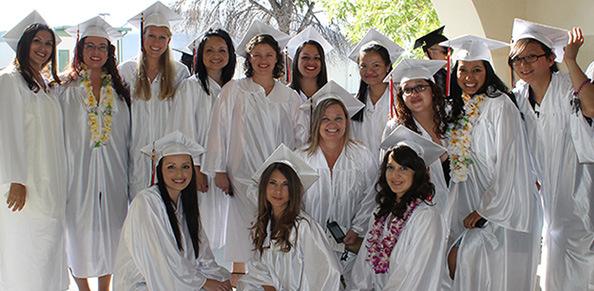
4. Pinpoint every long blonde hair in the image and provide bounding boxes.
[306,98,353,155]
[134,26,177,100]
